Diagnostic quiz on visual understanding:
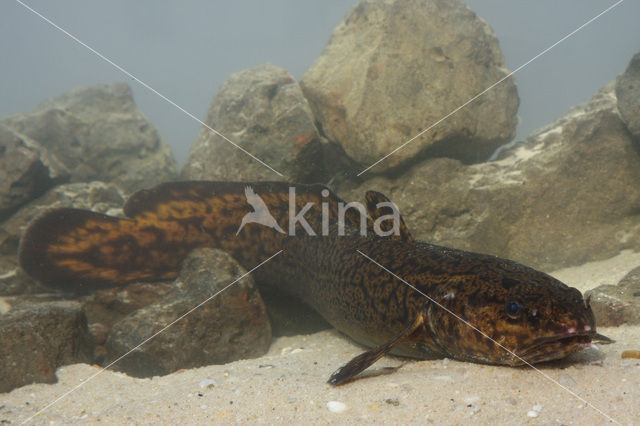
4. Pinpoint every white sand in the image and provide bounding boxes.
[2,253,640,425]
